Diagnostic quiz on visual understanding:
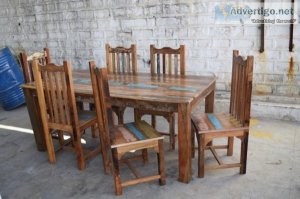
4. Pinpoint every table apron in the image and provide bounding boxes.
[110,98,178,112]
